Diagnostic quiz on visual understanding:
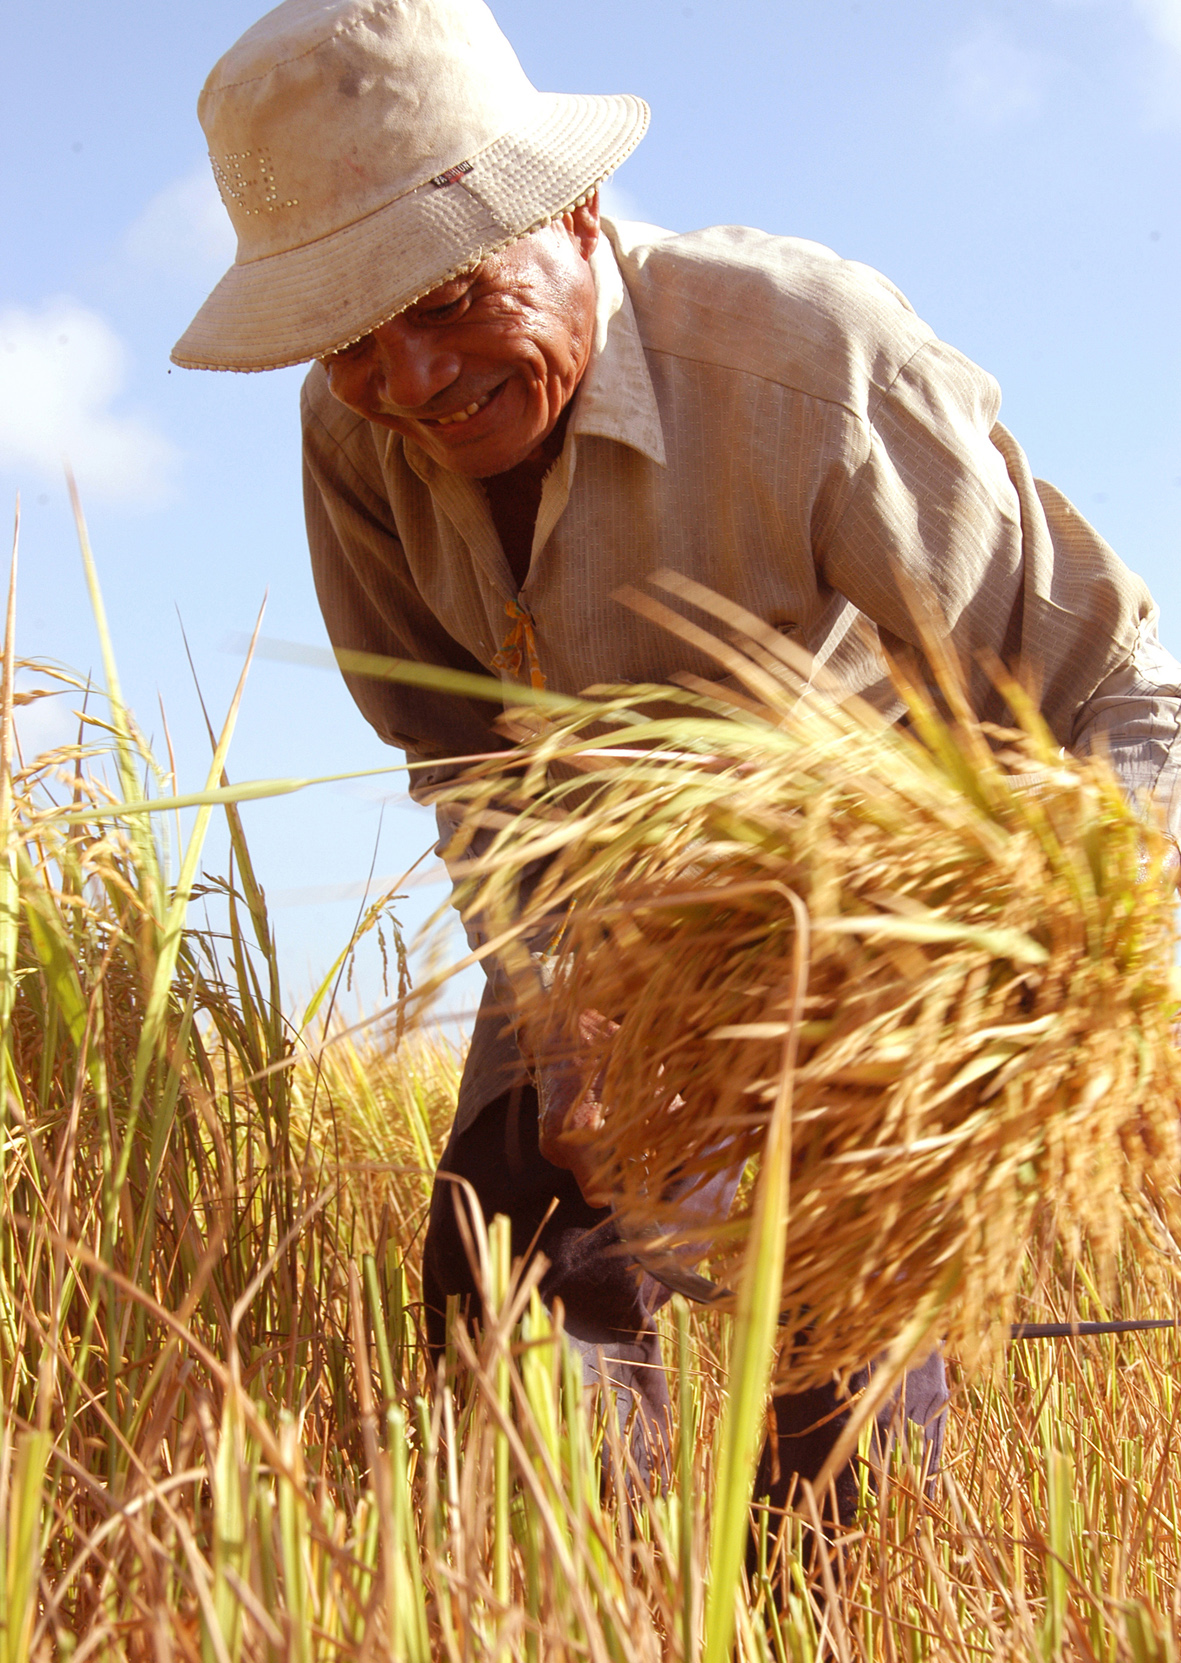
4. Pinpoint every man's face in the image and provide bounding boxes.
[320,201,600,477]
